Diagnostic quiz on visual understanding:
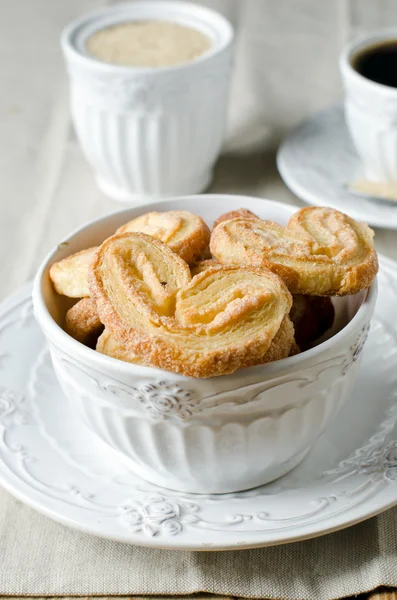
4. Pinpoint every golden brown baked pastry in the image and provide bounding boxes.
[50,211,210,299]
[65,298,104,347]
[213,208,259,230]
[191,261,310,356]
[117,210,210,265]
[49,247,96,298]
[289,339,301,356]
[195,245,213,261]
[210,206,378,296]
[190,258,221,277]
[290,295,334,348]
[251,315,295,365]
[97,317,294,368]
[96,328,143,364]
[88,232,293,377]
